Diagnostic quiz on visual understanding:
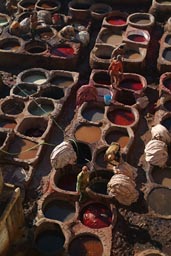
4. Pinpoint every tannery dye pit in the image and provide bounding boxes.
[1,1,171,256]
